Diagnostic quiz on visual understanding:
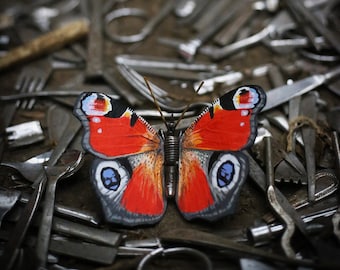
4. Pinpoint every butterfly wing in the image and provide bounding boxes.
[74,92,166,226]
[74,92,160,158]
[91,152,165,226]
[177,150,248,220]
[177,85,265,220]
